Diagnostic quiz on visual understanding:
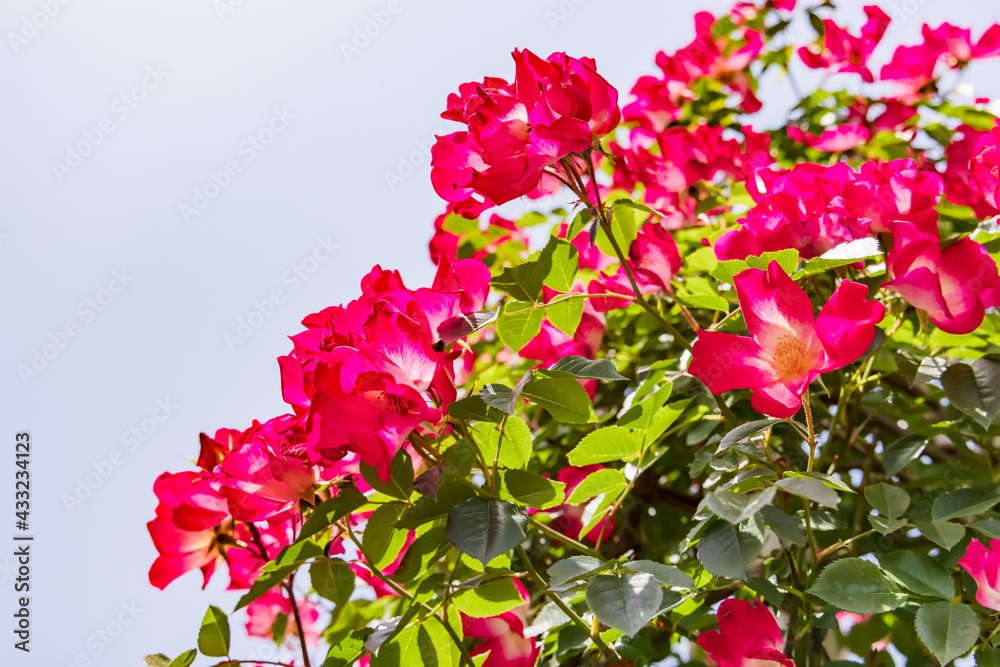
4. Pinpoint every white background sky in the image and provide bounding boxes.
[2,0,999,665]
